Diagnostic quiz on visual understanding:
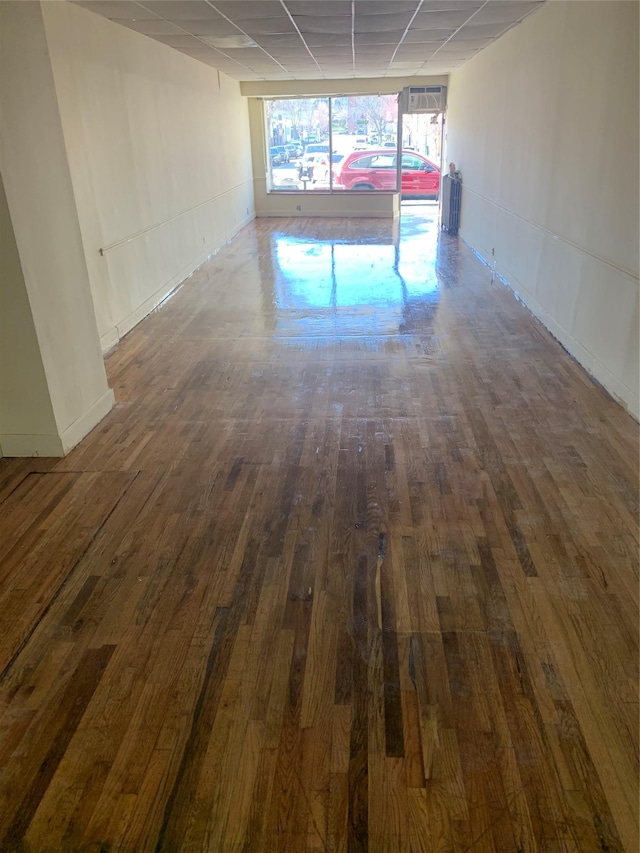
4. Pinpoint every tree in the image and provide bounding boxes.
[349,95,398,141]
